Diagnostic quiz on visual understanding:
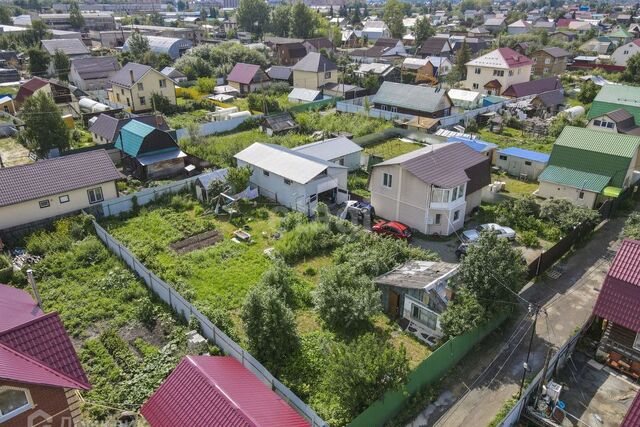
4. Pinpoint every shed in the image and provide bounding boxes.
[195,168,228,202]
[293,136,363,171]
[496,147,550,180]
[287,87,323,103]
[261,112,298,136]
[160,66,187,82]
[447,89,483,110]
[124,35,193,60]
